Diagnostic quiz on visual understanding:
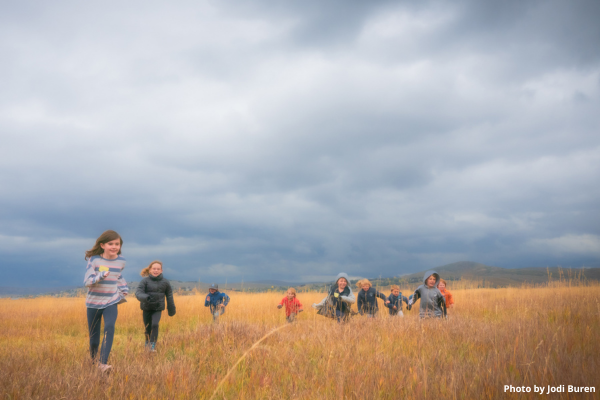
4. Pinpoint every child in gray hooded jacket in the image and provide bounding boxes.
[409,270,446,319]
[312,272,356,323]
